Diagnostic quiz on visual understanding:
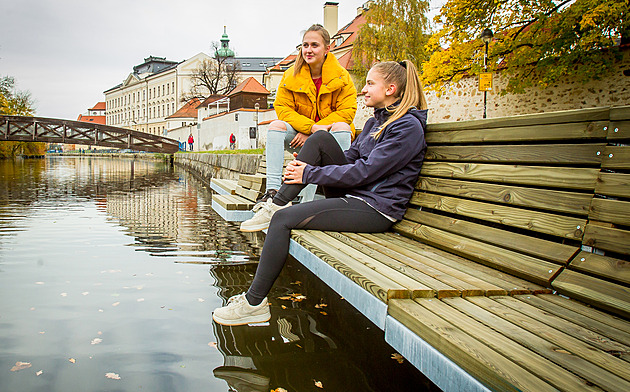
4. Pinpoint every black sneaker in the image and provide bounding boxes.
[255,189,277,204]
